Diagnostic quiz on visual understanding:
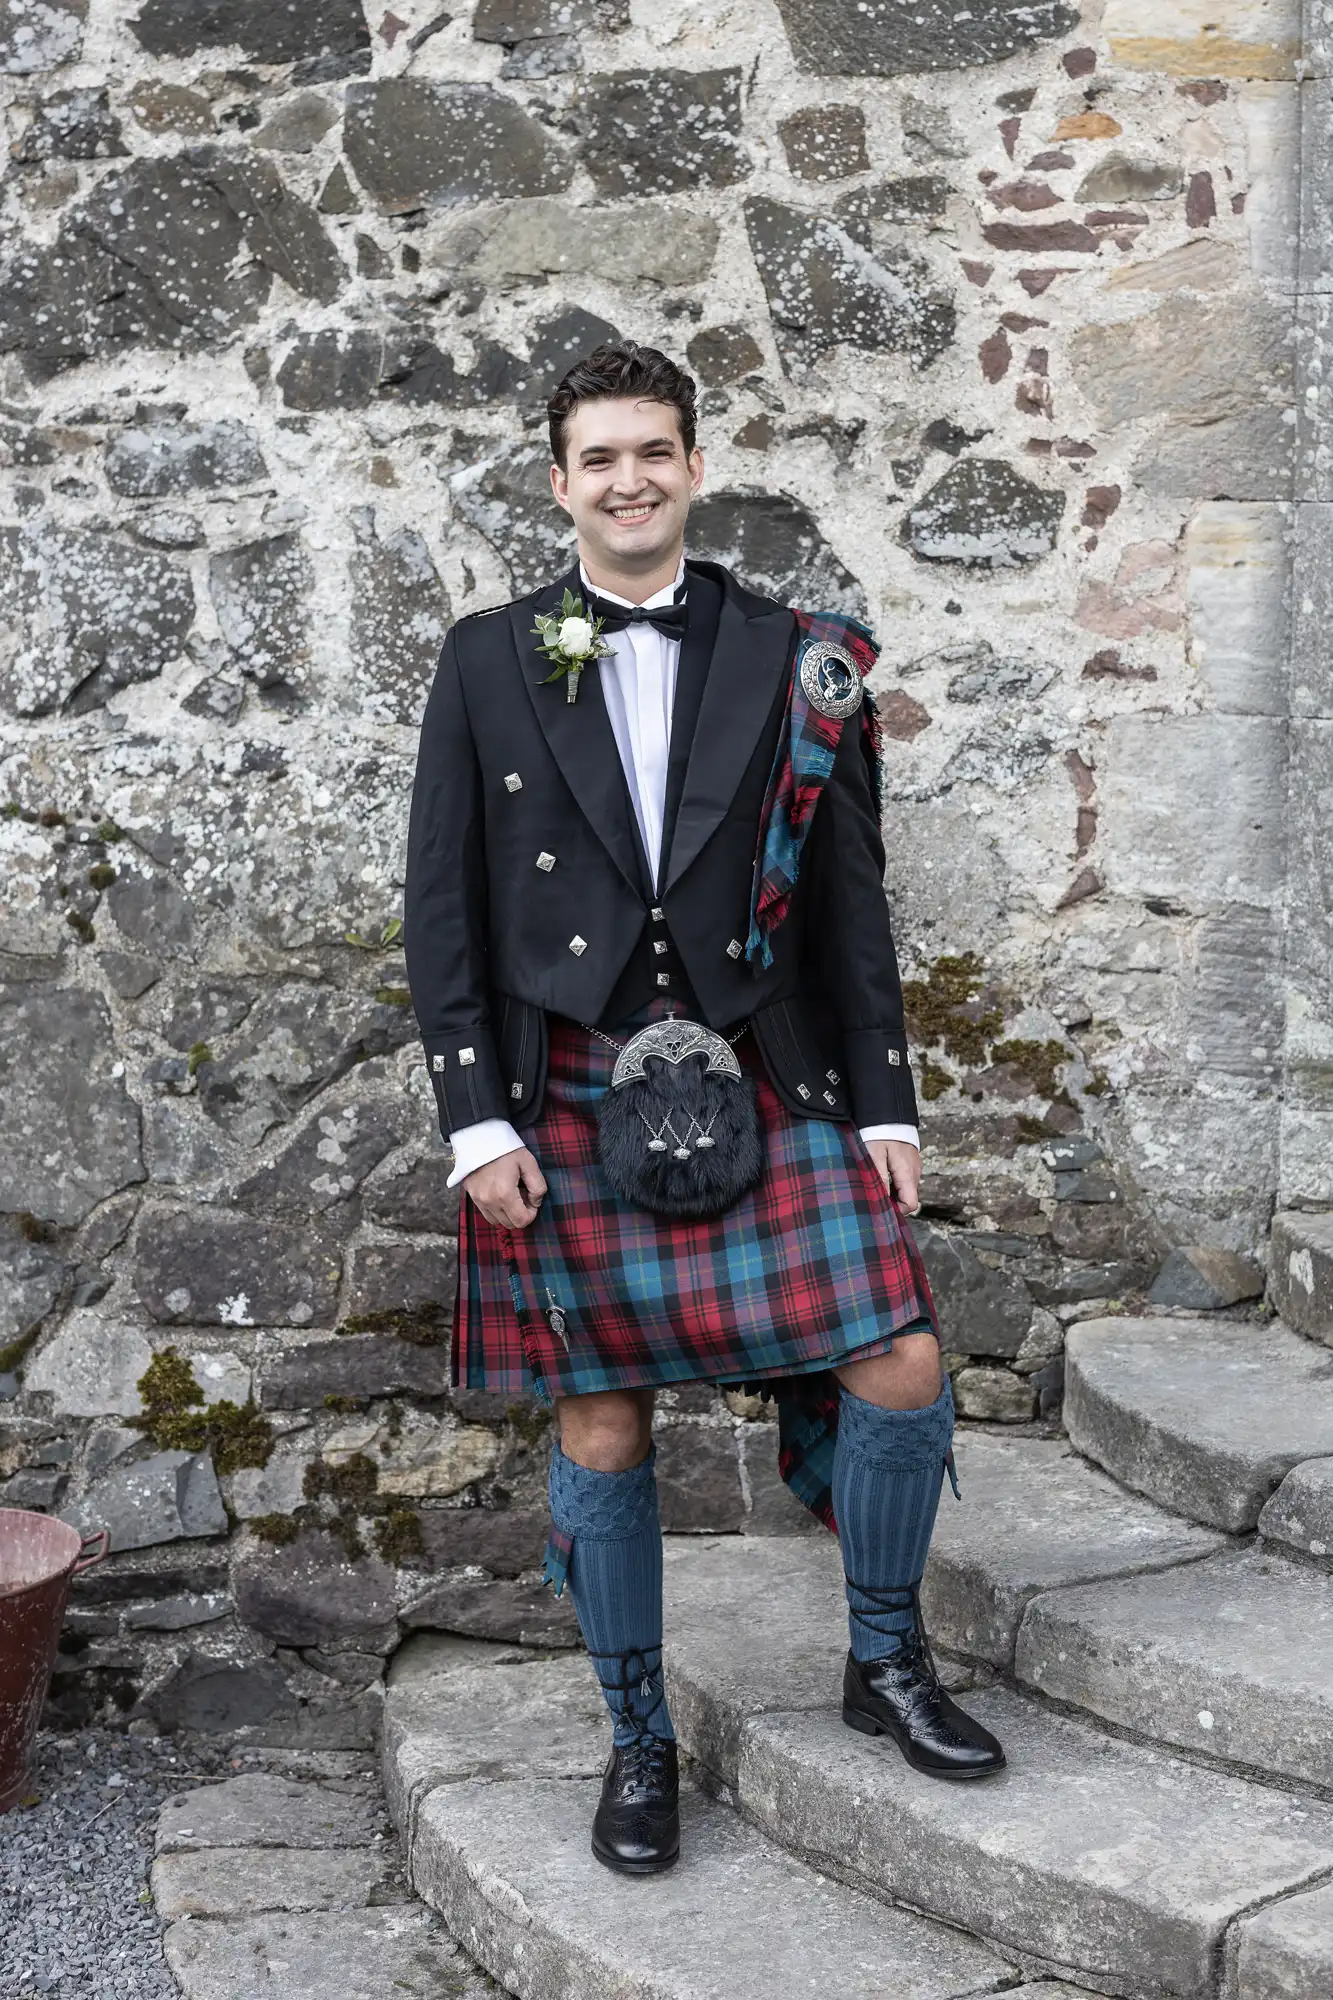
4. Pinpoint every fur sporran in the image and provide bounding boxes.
[594,1019,764,1220]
